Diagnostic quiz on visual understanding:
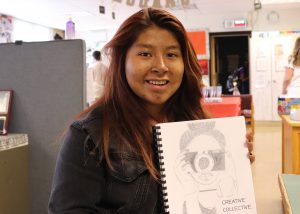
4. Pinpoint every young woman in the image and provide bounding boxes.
[48,8,254,214]
[282,37,300,96]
